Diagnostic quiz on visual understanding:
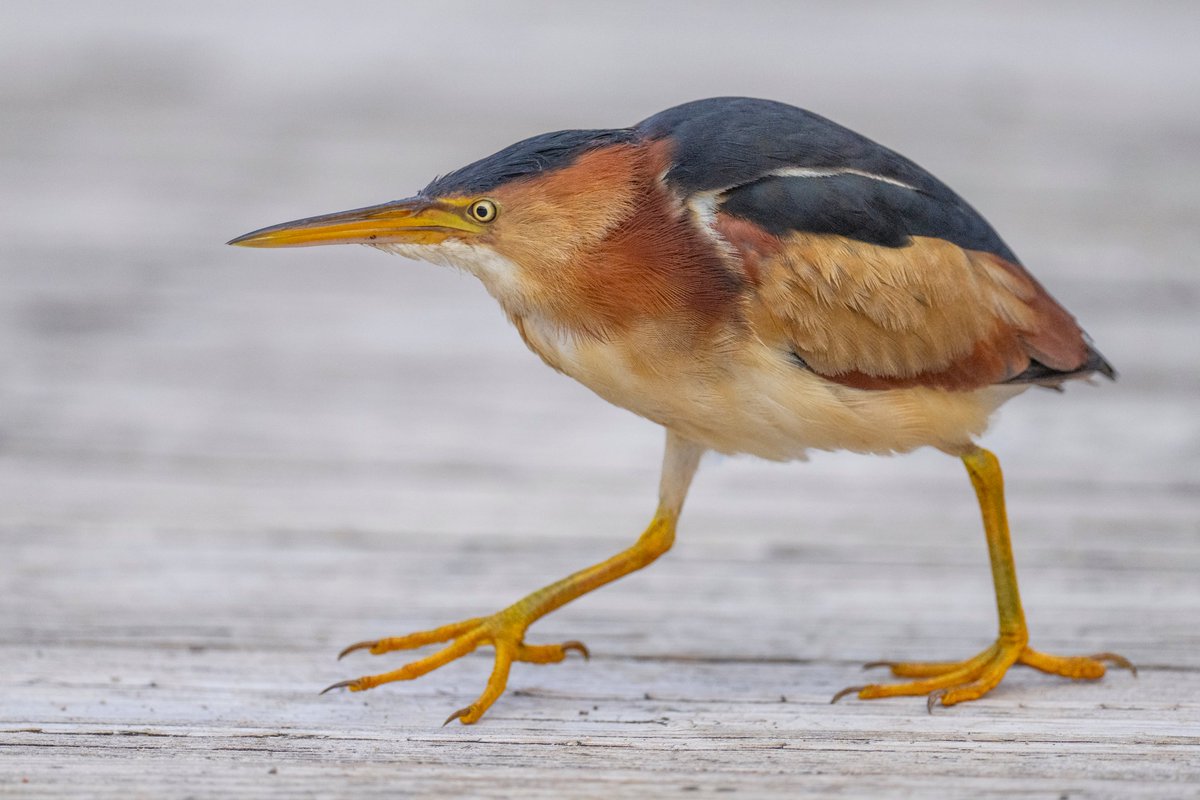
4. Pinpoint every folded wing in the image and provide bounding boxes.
[638,98,1112,392]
